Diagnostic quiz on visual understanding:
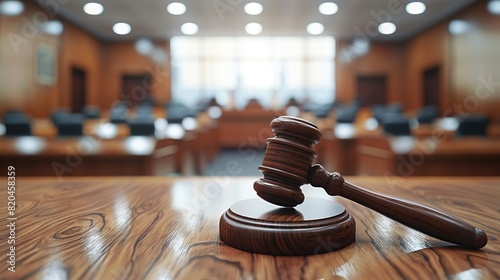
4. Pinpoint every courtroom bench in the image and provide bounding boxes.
[356,135,500,176]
